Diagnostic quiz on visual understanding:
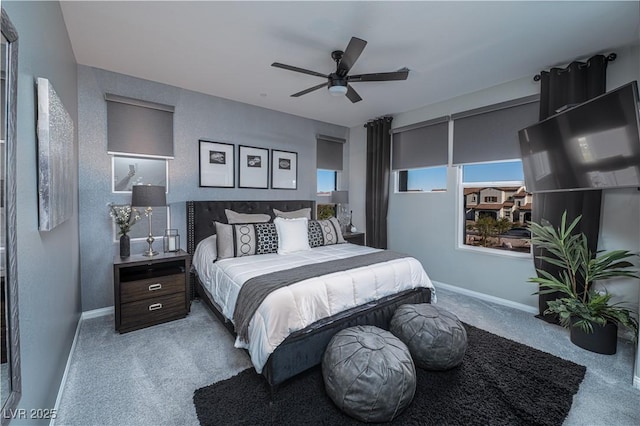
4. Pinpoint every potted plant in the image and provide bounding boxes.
[528,211,639,354]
